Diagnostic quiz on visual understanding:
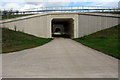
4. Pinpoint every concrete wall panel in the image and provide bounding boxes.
[78,14,119,37]
[2,15,48,38]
